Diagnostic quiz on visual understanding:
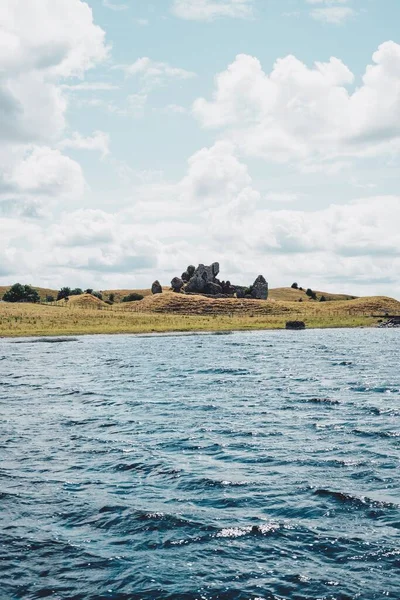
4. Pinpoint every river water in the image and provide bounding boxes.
[0,329,399,599]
